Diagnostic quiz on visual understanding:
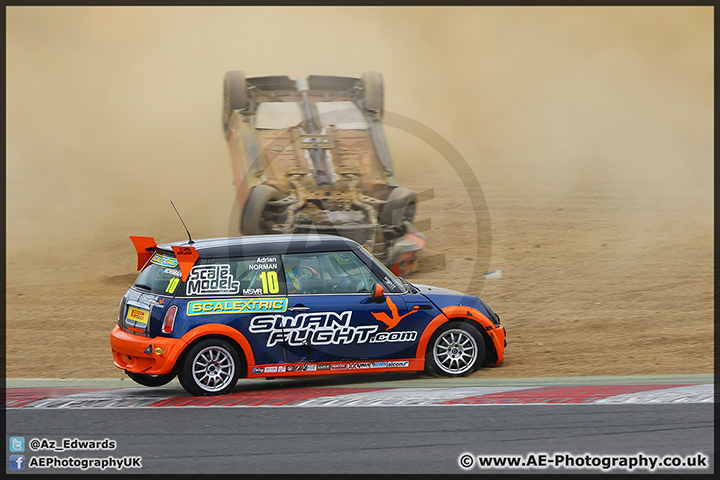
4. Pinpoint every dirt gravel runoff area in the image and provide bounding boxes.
[5,7,713,380]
